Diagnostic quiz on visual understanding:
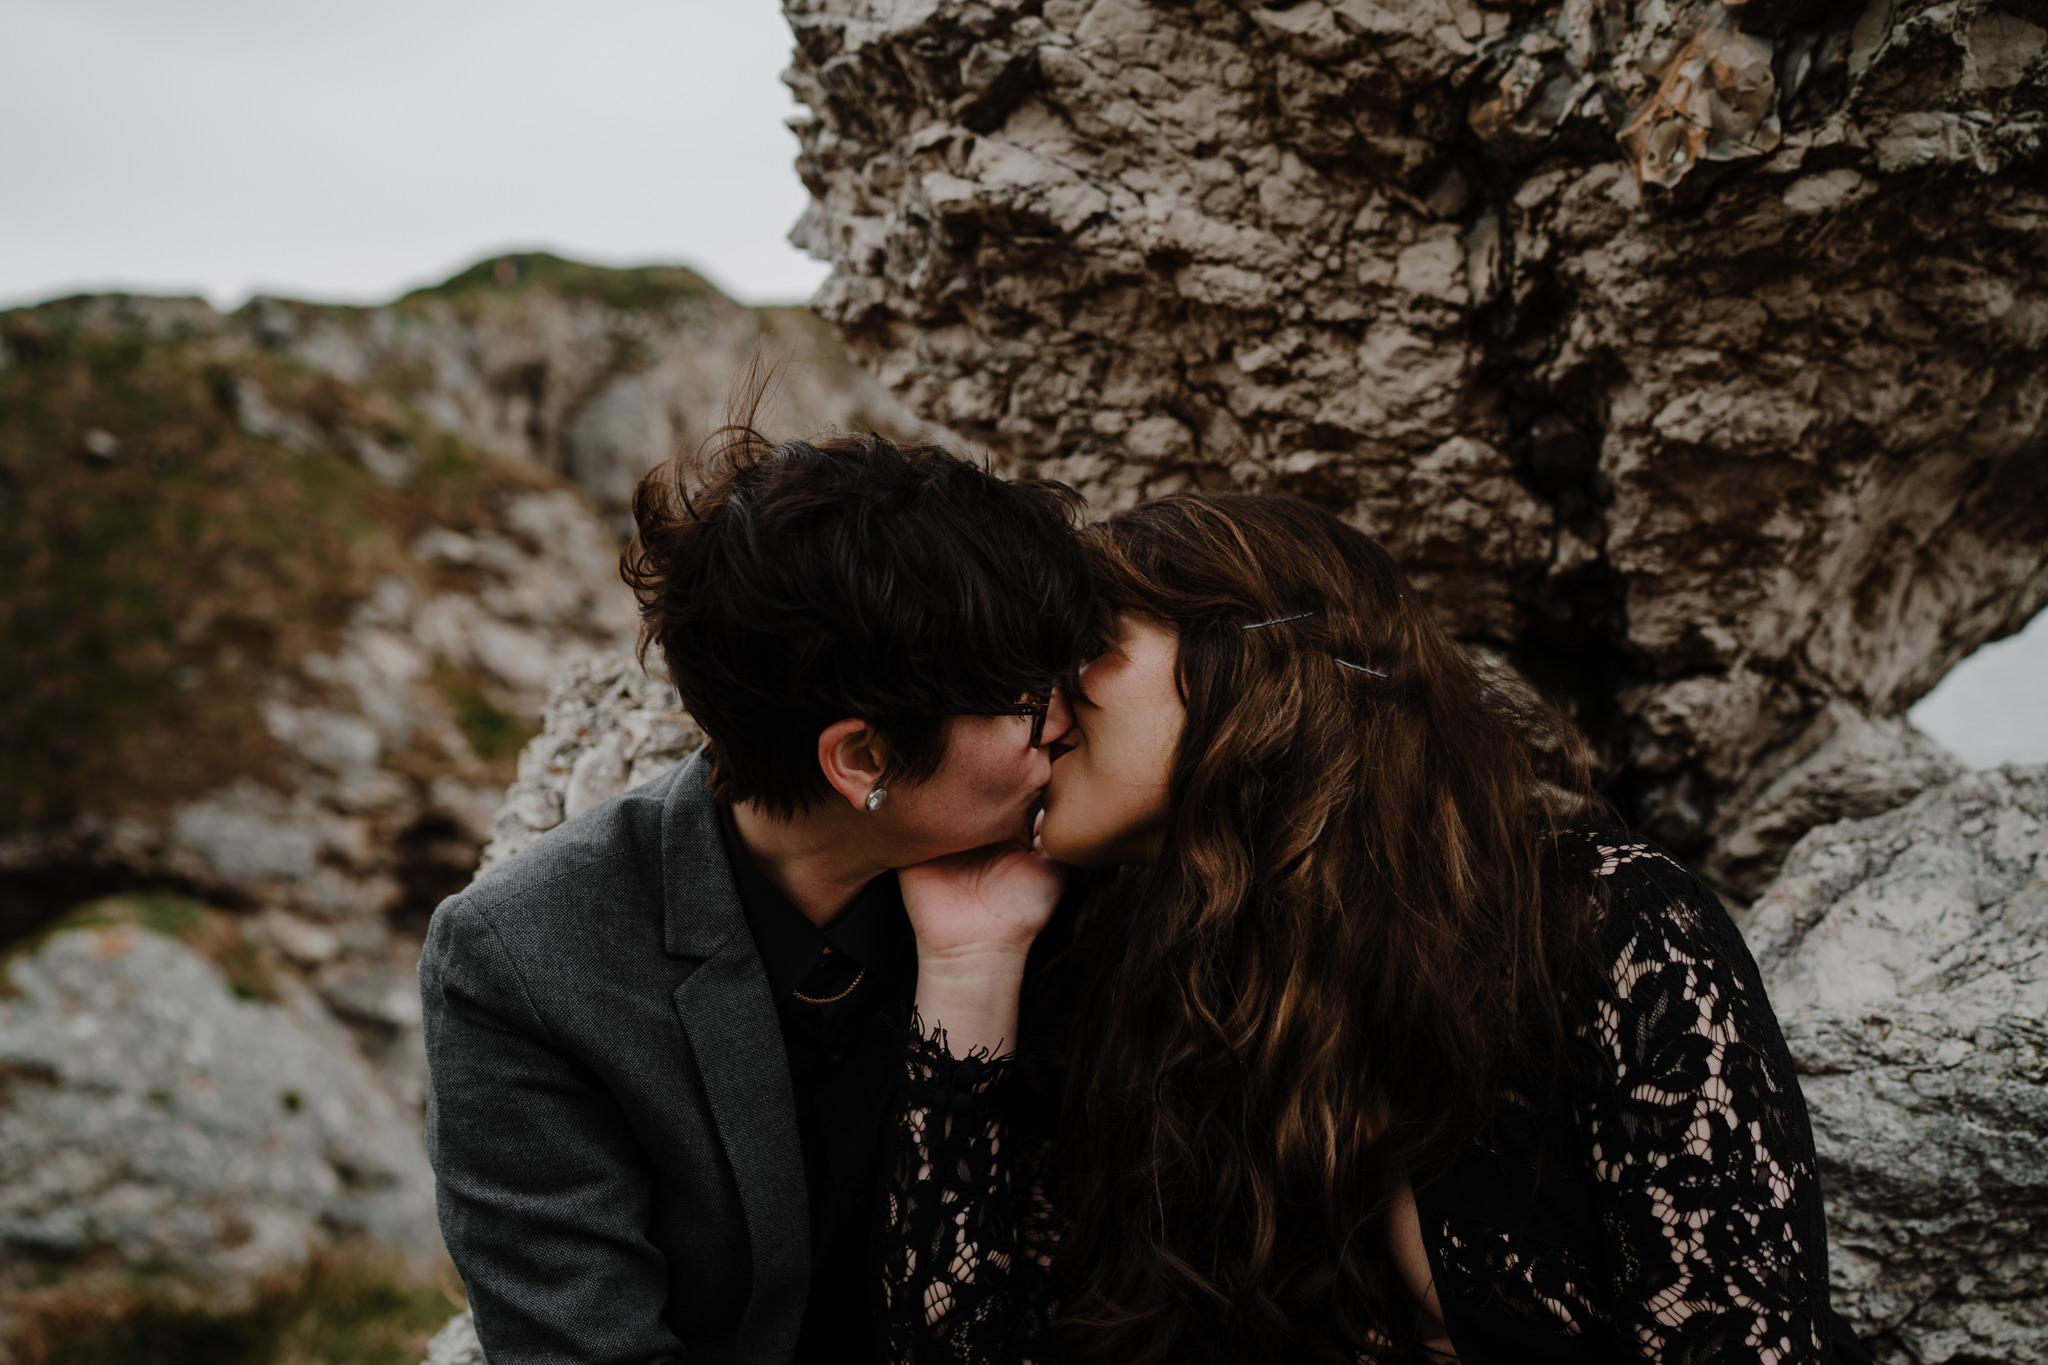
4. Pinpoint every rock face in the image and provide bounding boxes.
[4,492,635,928]
[240,254,921,532]
[0,917,440,1295]
[479,654,702,874]
[0,259,896,1115]
[422,1310,485,1365]
[1744,764,2048,1365]
[781,0,2048,893]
